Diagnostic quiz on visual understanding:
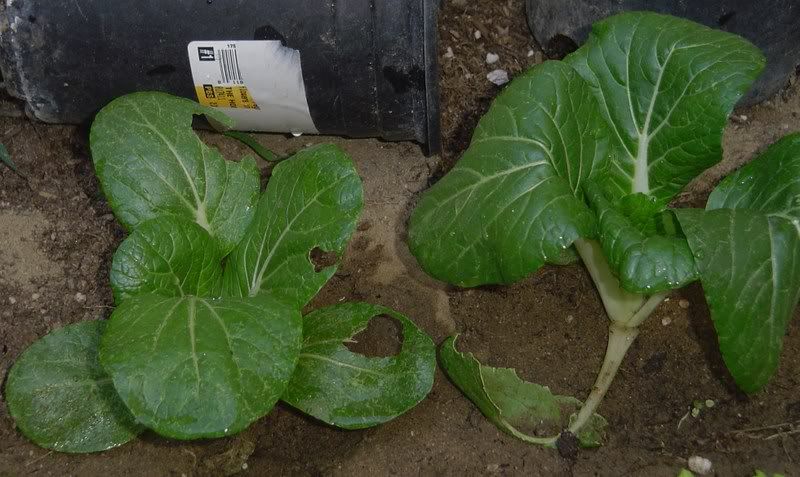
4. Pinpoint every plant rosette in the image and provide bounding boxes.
[409,11,798,448]
[4,92,436,452]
